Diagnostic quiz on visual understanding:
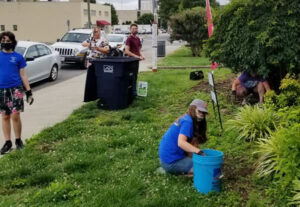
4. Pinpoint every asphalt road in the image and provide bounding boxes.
[31,33,183,91]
